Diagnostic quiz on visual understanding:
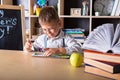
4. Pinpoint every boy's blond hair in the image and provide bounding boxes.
[39,6,59,23]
